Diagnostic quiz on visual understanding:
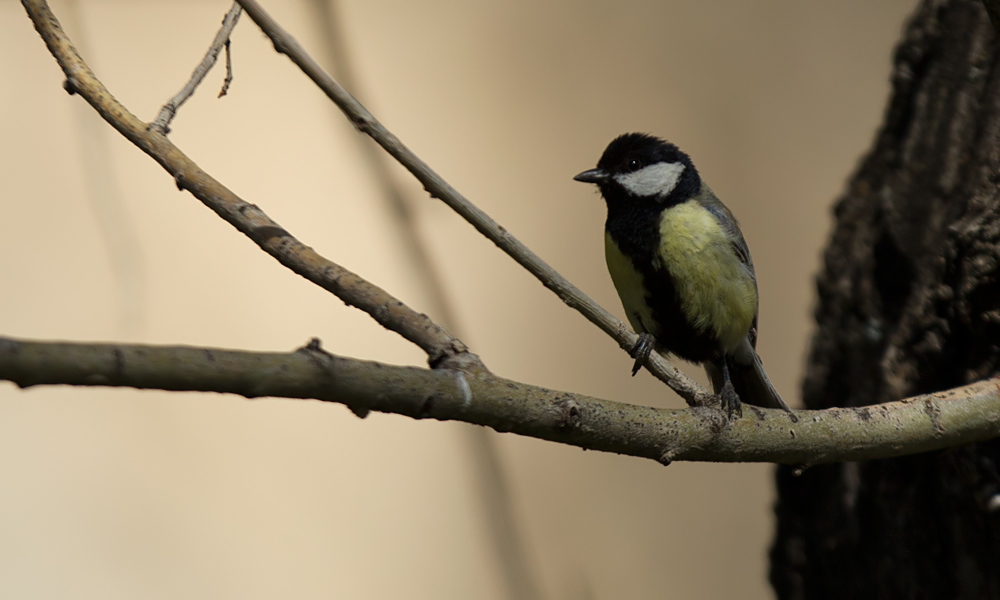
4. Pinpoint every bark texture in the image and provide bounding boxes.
[770,1,1000,598]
